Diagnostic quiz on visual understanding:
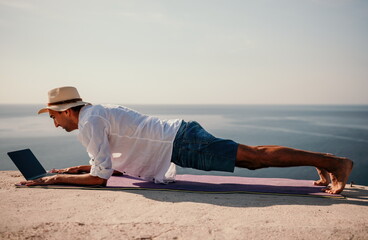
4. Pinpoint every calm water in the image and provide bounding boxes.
[1,104,367,185]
